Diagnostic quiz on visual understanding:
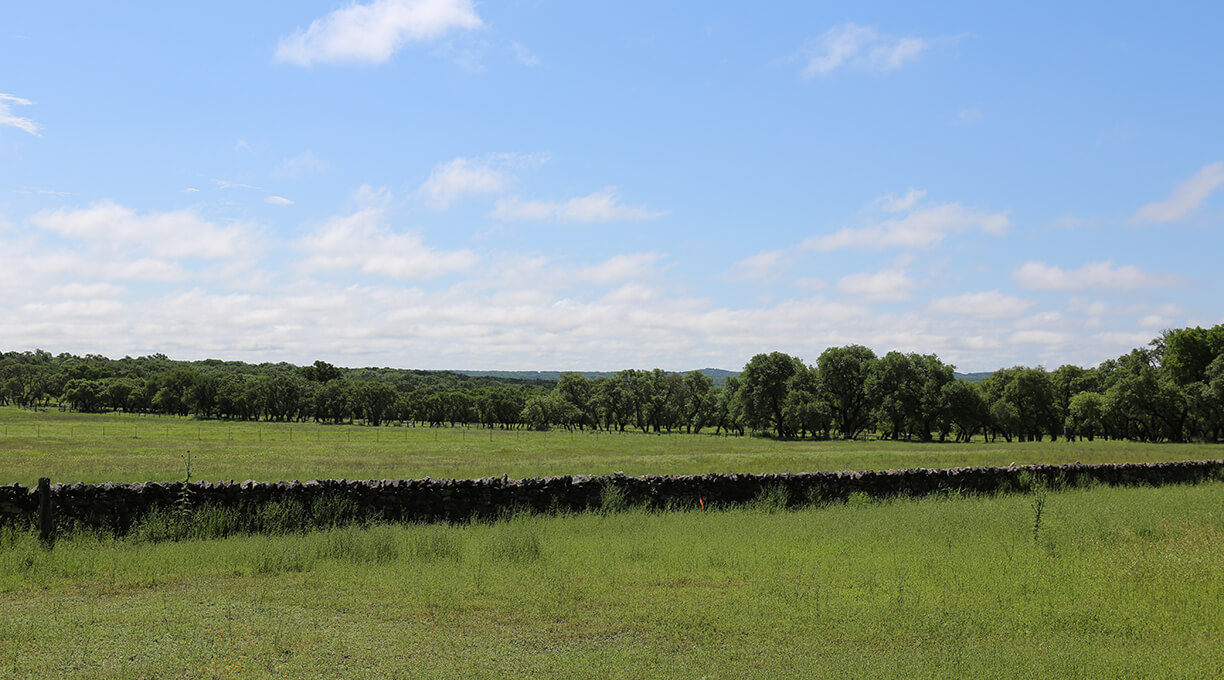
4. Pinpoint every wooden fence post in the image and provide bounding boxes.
[38,477,55,546]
